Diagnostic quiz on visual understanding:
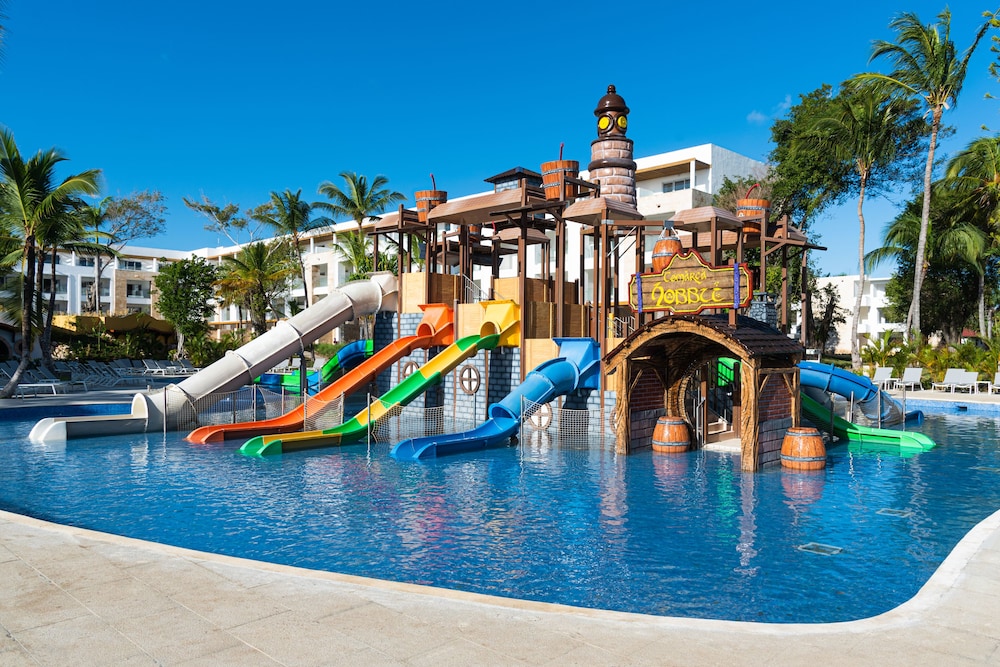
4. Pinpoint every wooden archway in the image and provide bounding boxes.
[605,314,803,471]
